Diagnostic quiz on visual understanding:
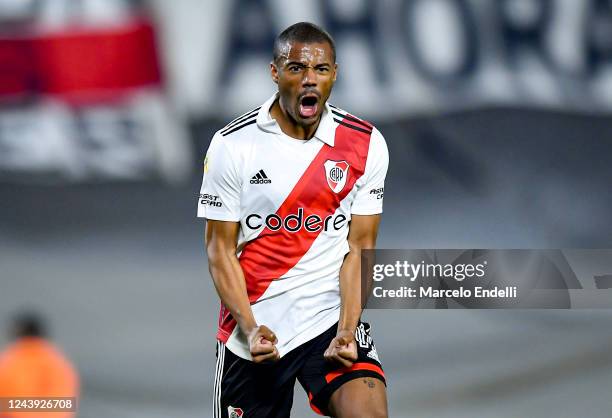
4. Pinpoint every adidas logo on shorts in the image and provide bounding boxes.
[250,169,271,184]
[367,346,380,363]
